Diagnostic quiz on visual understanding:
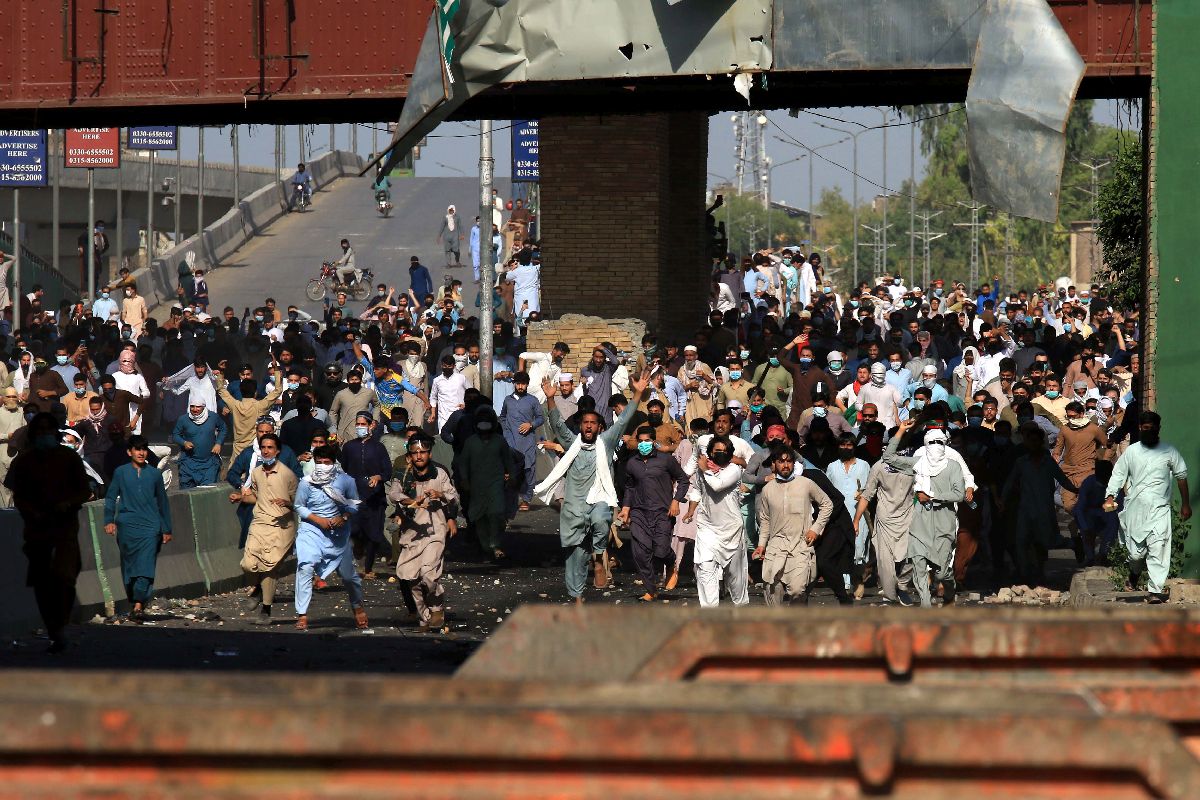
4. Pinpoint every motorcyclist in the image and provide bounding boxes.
[332,238,359,286]
[372,167,391,203]
[289,162,314,210]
